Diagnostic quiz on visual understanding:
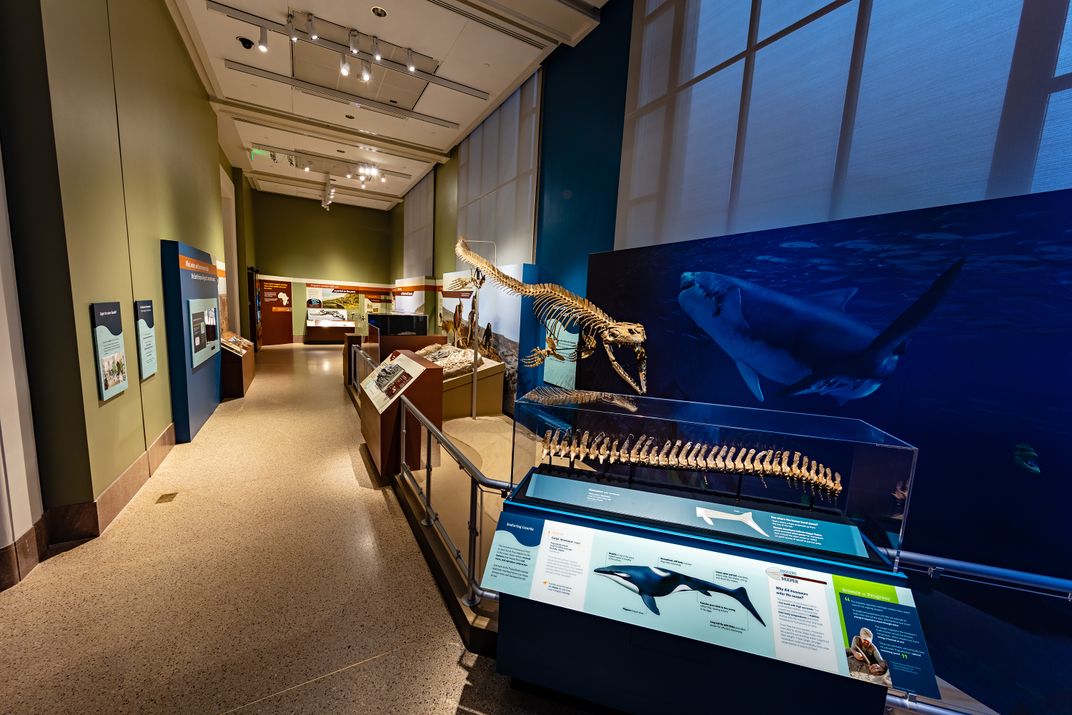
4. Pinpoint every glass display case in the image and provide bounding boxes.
[368,313,427,336]
[510,393,917,571]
